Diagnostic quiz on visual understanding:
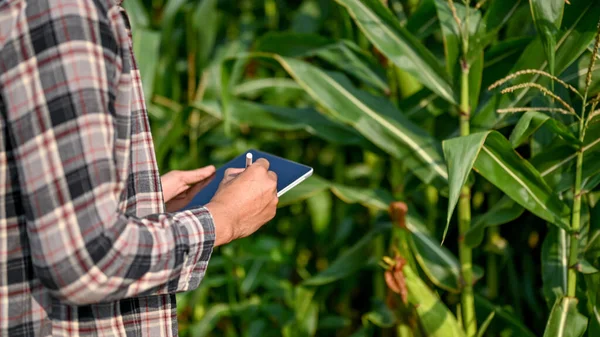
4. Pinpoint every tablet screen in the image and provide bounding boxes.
[181,149,313,210]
